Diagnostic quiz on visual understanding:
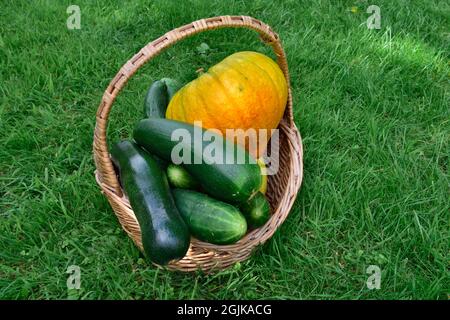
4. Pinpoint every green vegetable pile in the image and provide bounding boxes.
[111,79,271,265]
